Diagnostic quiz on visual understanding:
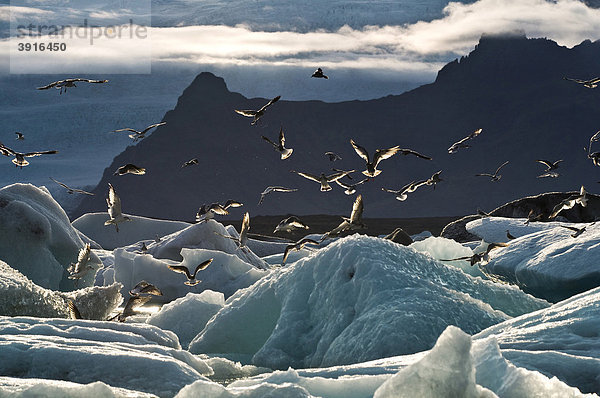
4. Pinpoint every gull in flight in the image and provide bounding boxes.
[68,300,82,320]
[426,170,443,189]
[564,76,600,89]
[560,224,591,238]
[258,186,298,205]
[37,78,108,94]
[282,238,320,265]
[114,163,146,176]
[113,122,166,142]
[0,142,57,167]
[262,127,293,160]
[325,152,342,162]
[49,177,94,195]
[104,183,131,232]
[196,200,243,222]
[441,242,508,266]
[448,128,482,153]
[67,243,96,281]
[321,194,365,242]
[475,160,509,181]
[129,280,163,297]
[15,132,24,140]
[110,296,152,322]
[215,212,251,250]
[168,258,213,286]
[550,186,588,219]
[311,68,328,79]
[524,209,544,225]
[235,95,281,125]
[585,131,600,166]
[350,139,431,178]
[274,216,310,233]
[536,159,562,178]
[335,177,369,195]
[181,158,198,168]
[506,230,516,240]
[291,169,354,192]
[382,179,429,201]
